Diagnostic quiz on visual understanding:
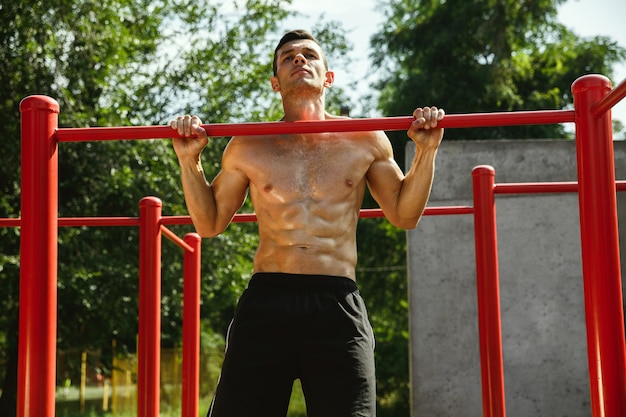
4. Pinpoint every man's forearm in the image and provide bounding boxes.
[178,157,220,237]
[395,147,438,228]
